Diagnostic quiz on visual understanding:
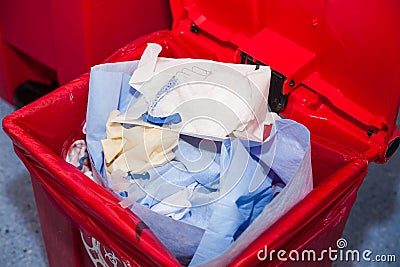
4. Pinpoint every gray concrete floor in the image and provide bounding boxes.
[0,98,399,267]
[0,100,48,267]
